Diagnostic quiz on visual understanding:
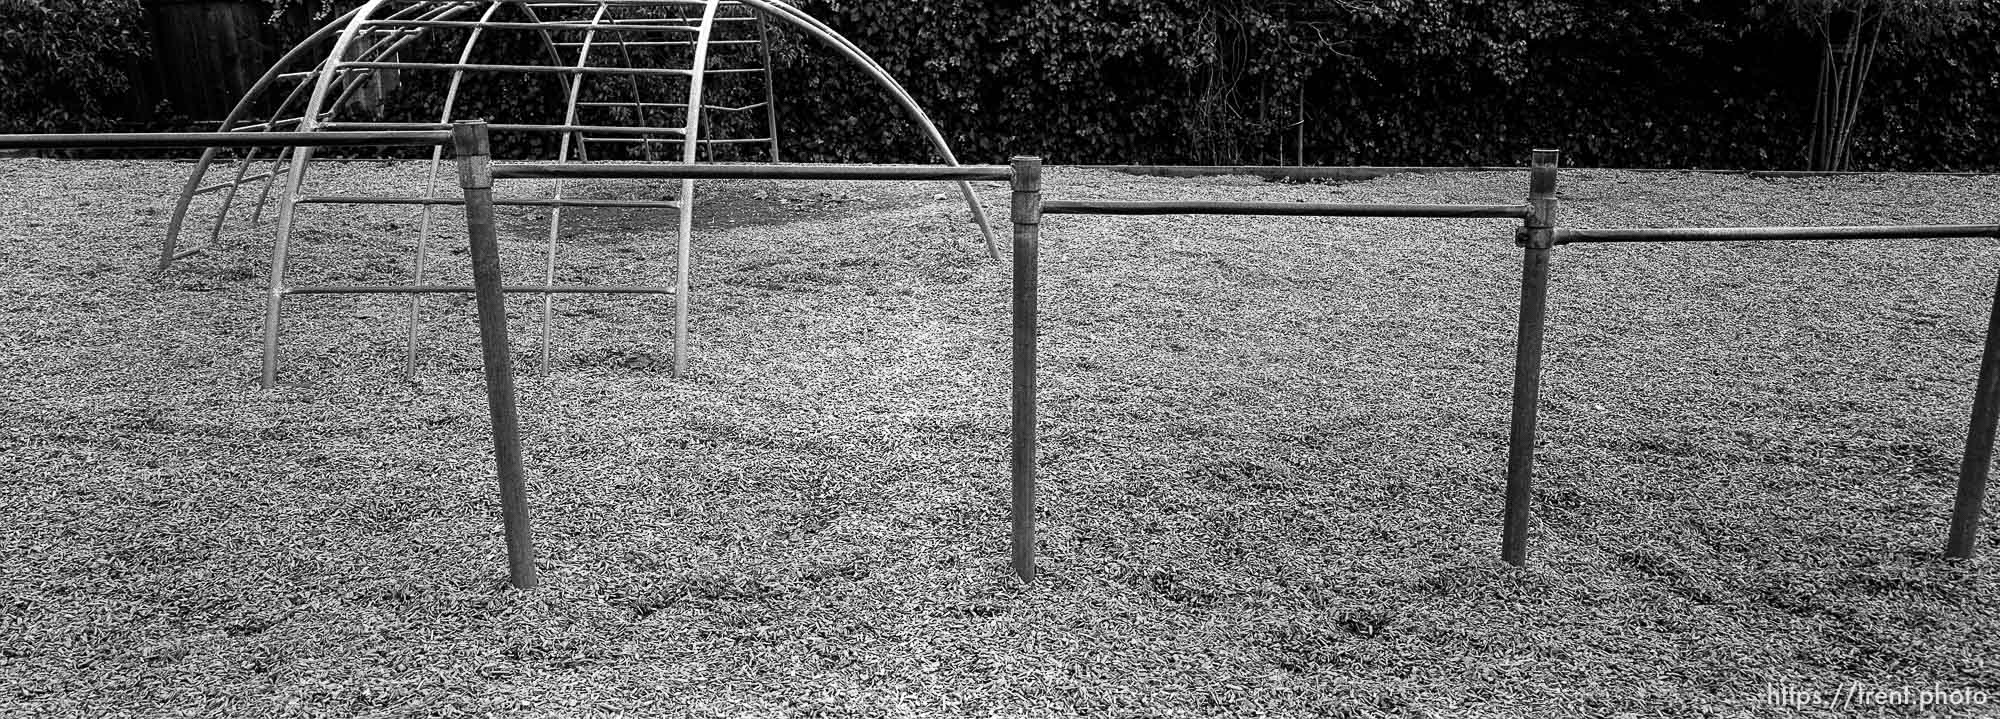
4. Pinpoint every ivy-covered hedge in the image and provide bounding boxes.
[768,0,1996,170]
[8,0,2000,170]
